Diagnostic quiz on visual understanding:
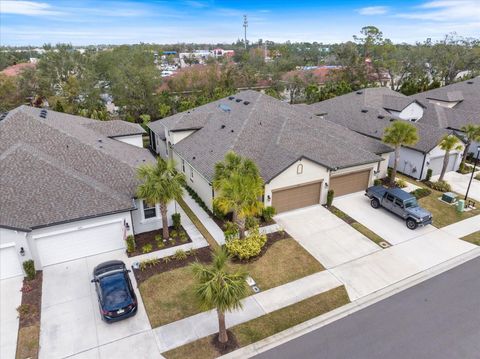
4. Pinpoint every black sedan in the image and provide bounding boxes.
[91,260,138,323]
